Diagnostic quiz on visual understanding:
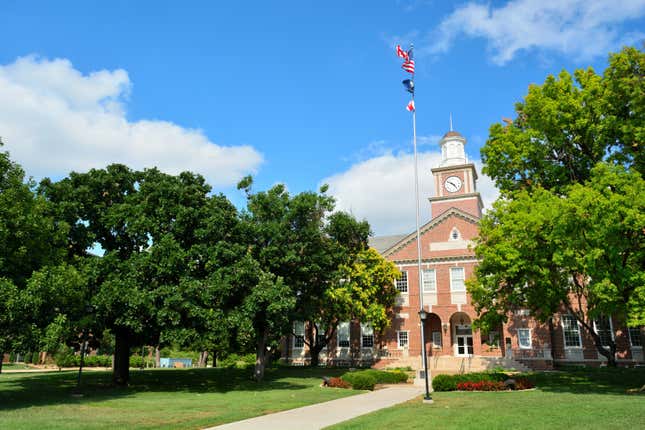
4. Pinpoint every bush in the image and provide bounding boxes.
[456,381,507,391]
[9,352,16,363]
[32,351,40,365]
[24,351,32,364]
[360,369,409,384]
[514,377,535,390]
[84,355,112,367]
[54,348,79,368]
[327,377,351,389]
[219,353,255,369]
[342,372,377,390]
[432,372,509,392]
